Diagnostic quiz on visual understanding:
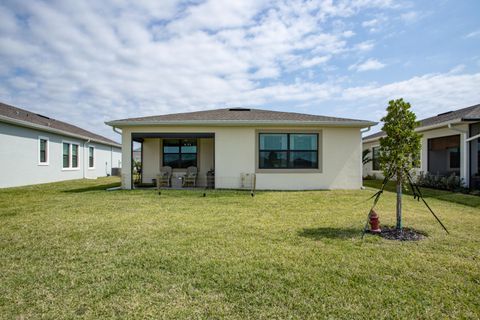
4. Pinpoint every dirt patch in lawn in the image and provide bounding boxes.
[378,226,427,241]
